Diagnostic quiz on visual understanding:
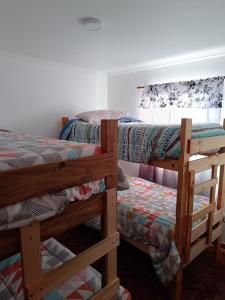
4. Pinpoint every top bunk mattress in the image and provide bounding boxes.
[0,131,105,230]
[59,119,225,163]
